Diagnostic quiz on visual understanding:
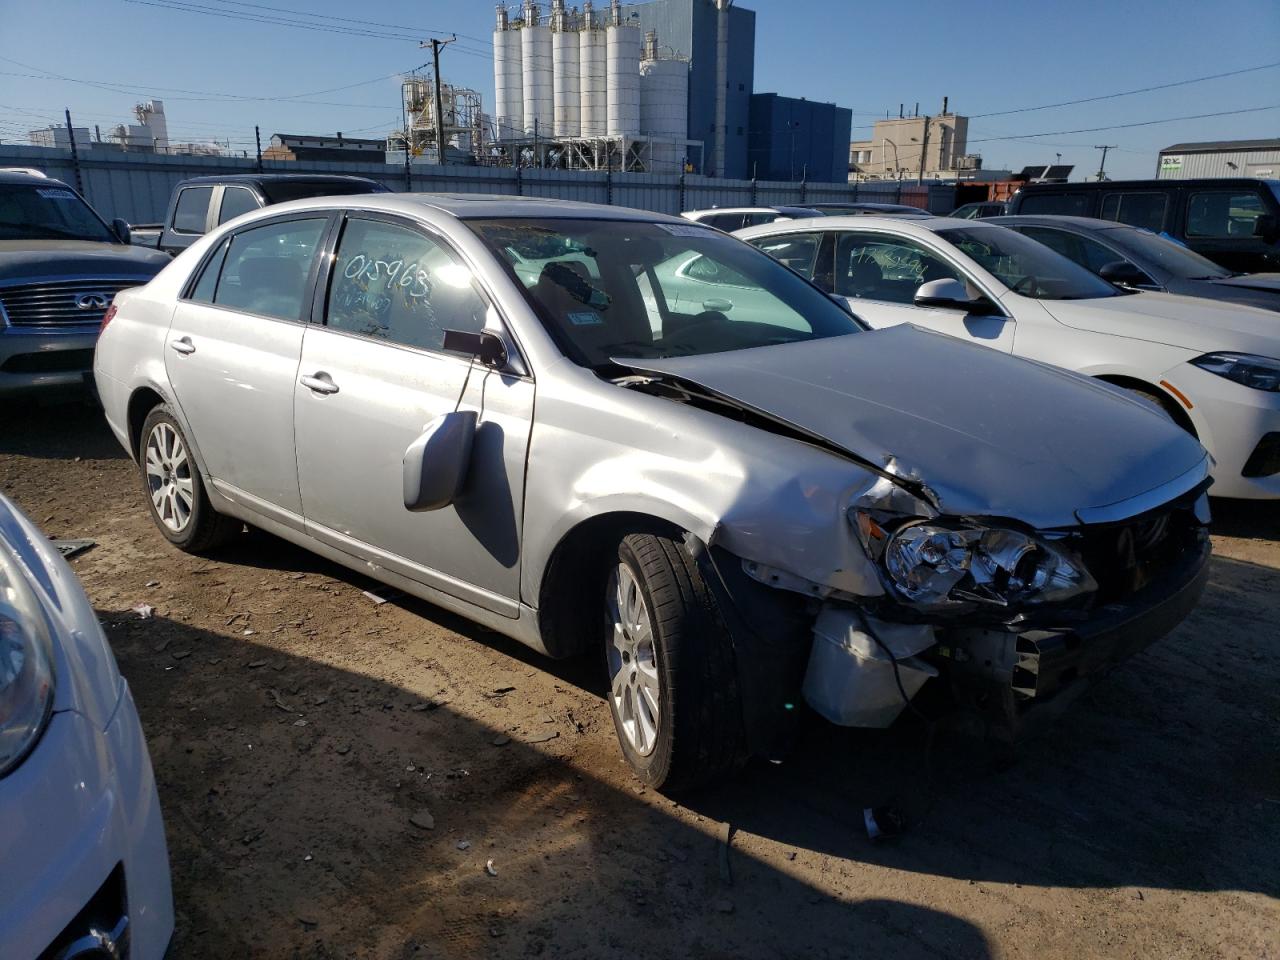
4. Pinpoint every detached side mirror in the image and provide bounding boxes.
[914,278,984,311]
[442,329,507,367]
[1099,260,1153,287]
[1254,213,1278,242]
[111,218,131,244]
[402,411,477,512]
